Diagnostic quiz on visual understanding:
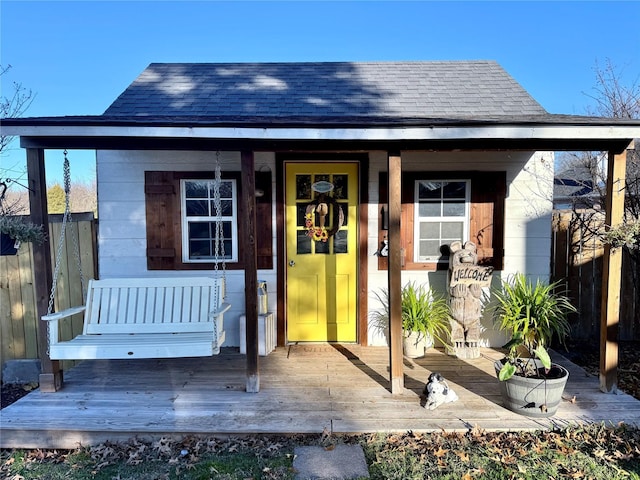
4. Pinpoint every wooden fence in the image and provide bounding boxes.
[551,211,639,342]
[0,214,97,375]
